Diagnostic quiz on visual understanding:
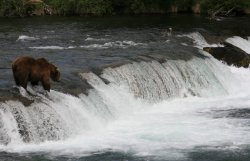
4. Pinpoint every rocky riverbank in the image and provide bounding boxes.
[204,43,250,68]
